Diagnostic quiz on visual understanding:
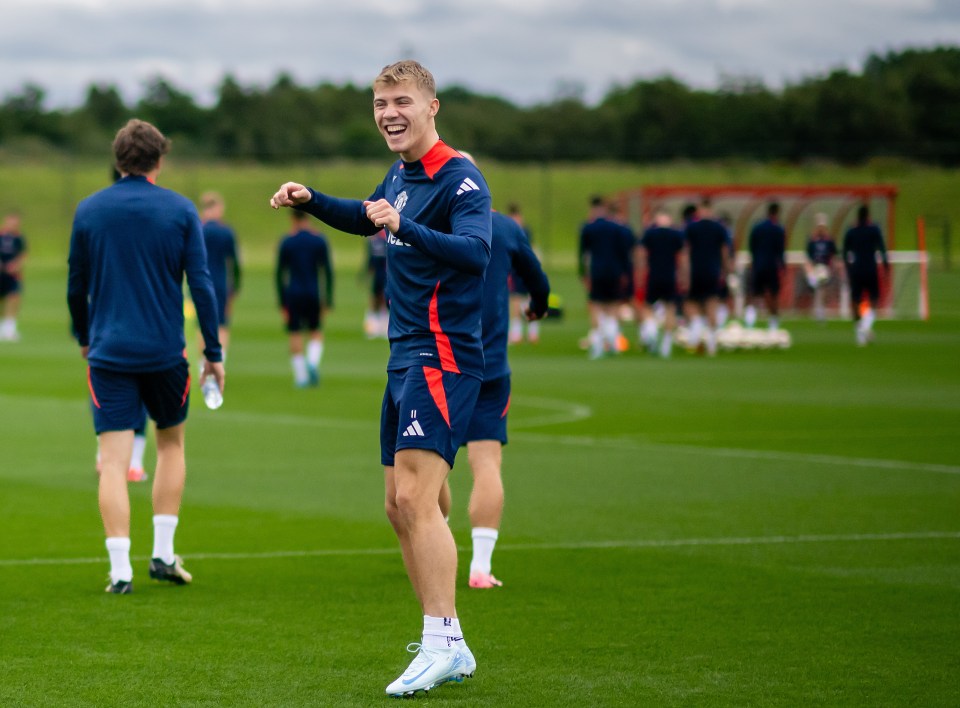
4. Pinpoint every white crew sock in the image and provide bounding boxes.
[640,318,659,348]
[600,314,620,351]
[470,527,499,576]
[587,328,604,359]
[716,303,729,329]
[744,305,758,328]
[862,308,875,332]
[152,514,178,564]
[689,316,704,347]
[422,615,463,650]
[768,316,779,332]
[106,537,133,583]
[509,318,522,342]
[291,354,308,386]
[306,339,323,369]
[527,319,540,342]
[659,331,673,358]
[130,433,147,471]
